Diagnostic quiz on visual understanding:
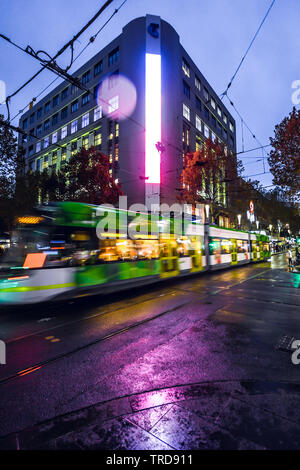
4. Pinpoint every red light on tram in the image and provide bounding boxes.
[23,253,47,269]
